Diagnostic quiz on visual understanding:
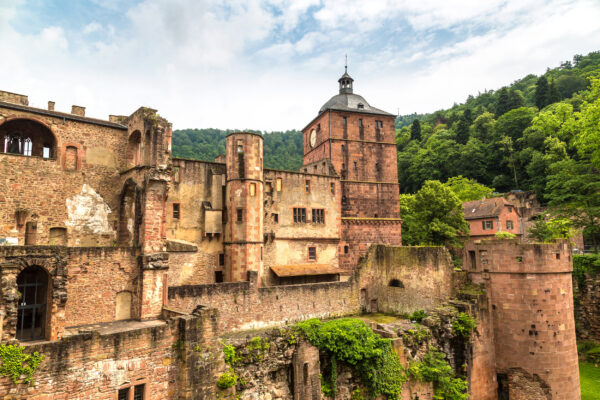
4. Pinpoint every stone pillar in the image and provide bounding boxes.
[224,132,264,283]
[292,341,321,400]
